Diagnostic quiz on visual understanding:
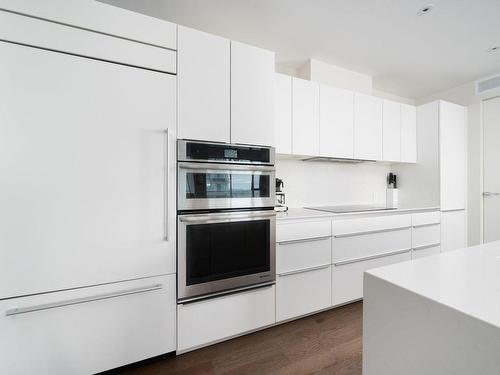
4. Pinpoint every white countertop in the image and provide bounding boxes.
[367,241,500,329]
[276,206,440,221]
